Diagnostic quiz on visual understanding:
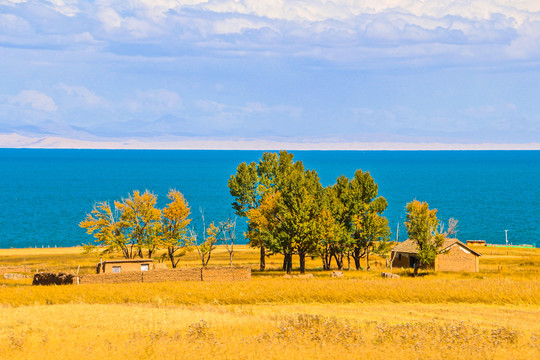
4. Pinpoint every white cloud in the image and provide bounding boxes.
[125,89,182,113]
[0,0,29,5]
[58,84,109,107]
[213,18,268,34]
[3,0,540,65]
[97,7,123,31]
[10,90,57,112]
[44,0,80,17]
[0,13,32,34]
